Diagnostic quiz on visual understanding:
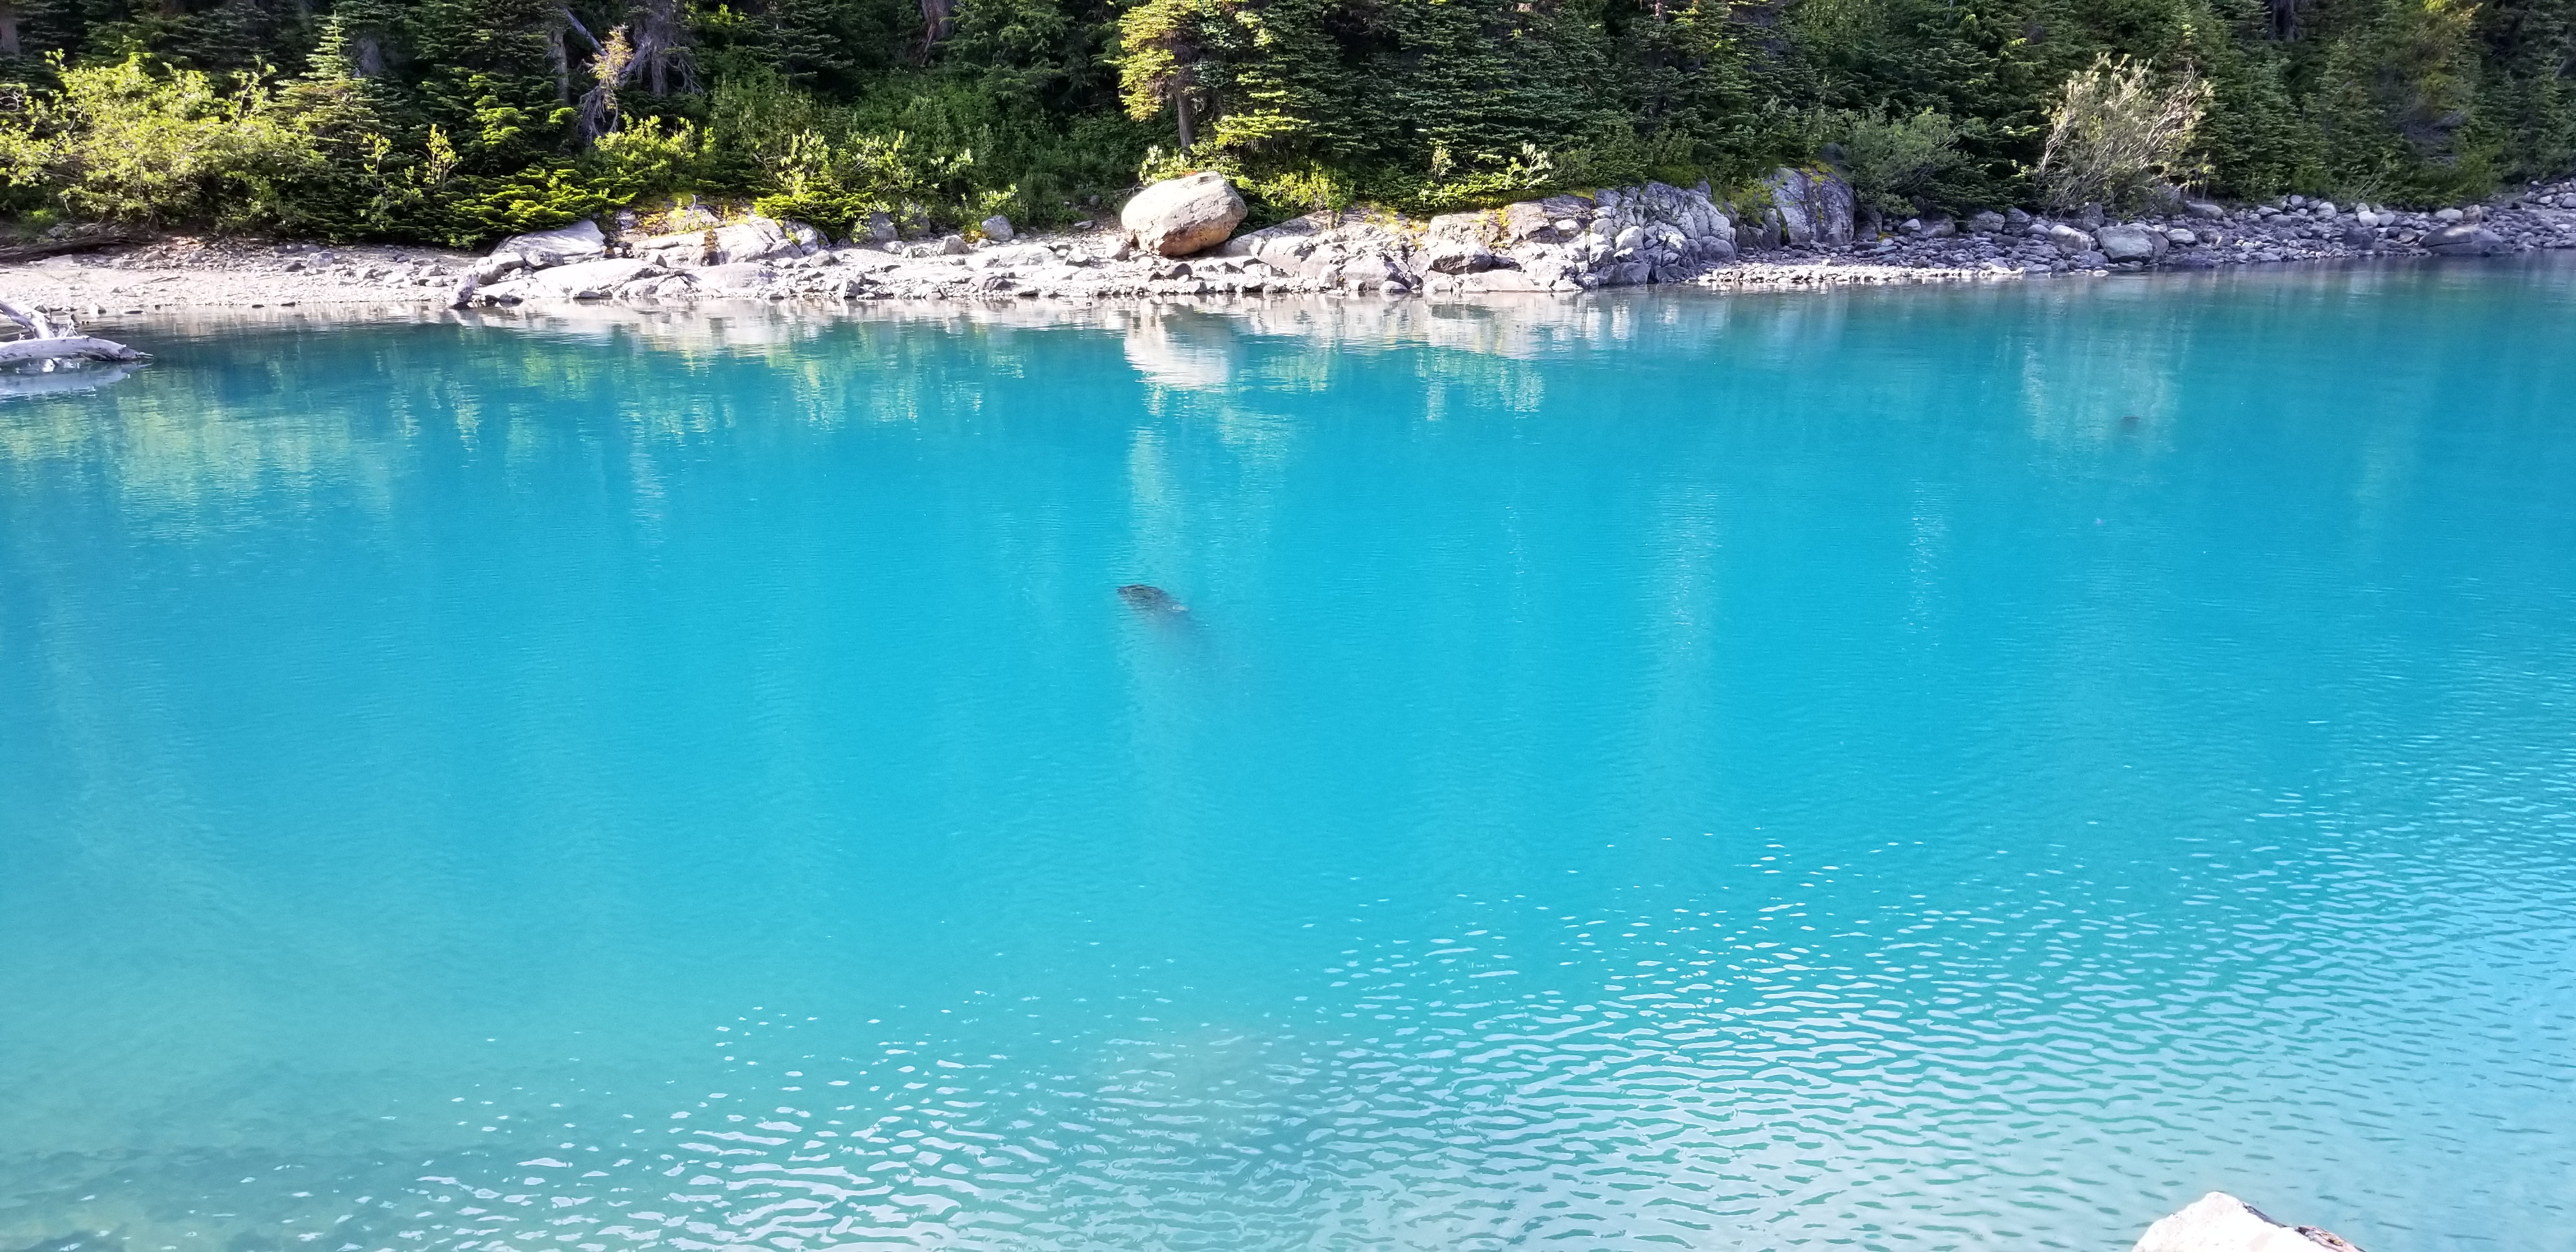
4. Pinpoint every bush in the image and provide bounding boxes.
[2035,56,2213,213]
[1837,107,1968,213]
[0,54,330,230]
